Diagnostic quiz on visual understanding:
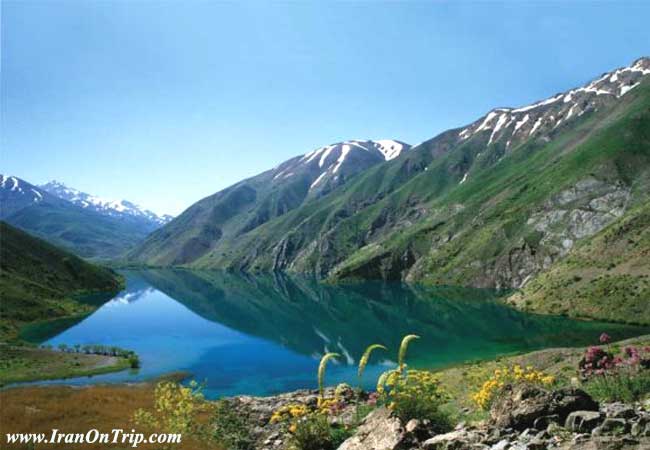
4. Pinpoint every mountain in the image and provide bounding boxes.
[0,175,61,217]
[40,180,172,227]
[128,57,650,323]
[1,175,158,260]
[128,139,409,265]
[0,221,122,340]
